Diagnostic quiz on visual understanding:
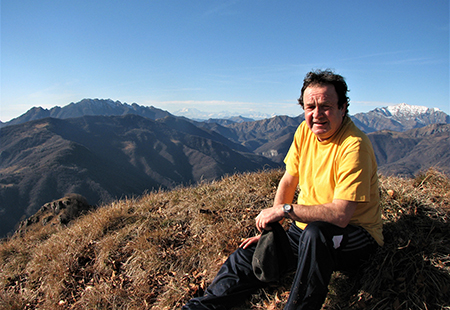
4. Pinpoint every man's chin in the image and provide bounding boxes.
[312,128,331,141]
[312,125,329,133]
